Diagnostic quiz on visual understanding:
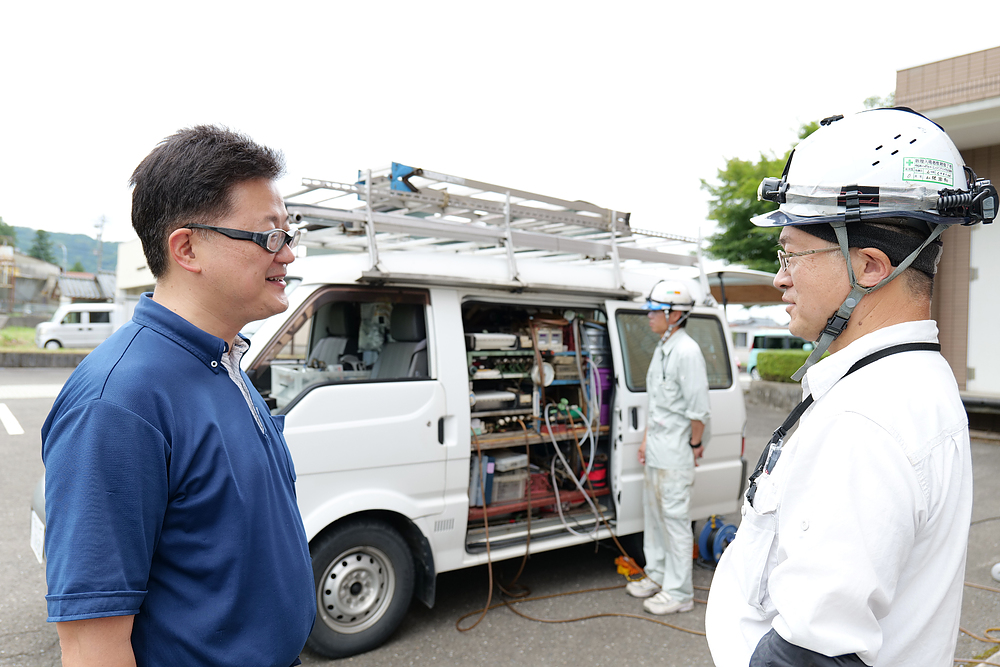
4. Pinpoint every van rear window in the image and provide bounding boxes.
[615,312,733,392]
